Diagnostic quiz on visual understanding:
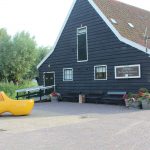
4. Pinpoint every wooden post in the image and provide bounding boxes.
[16,92,19,100]
[28,91,30,99]
[39,89,42,101]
